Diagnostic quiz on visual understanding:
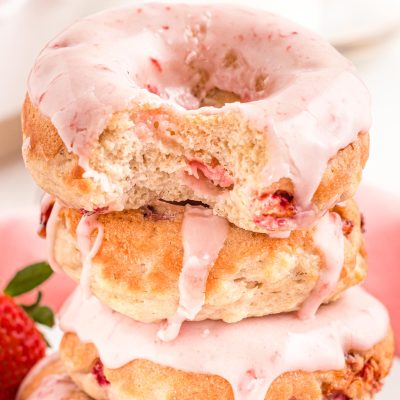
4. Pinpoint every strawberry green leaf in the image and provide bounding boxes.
[4,262,53,297]
[20,290,55,328]
[24,305,55,327]
[21,291,43,311]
